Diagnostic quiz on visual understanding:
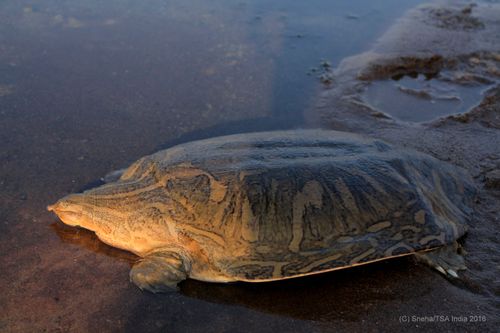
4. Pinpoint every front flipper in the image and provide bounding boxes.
[130,251,191,293]
[414,241,466,278]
